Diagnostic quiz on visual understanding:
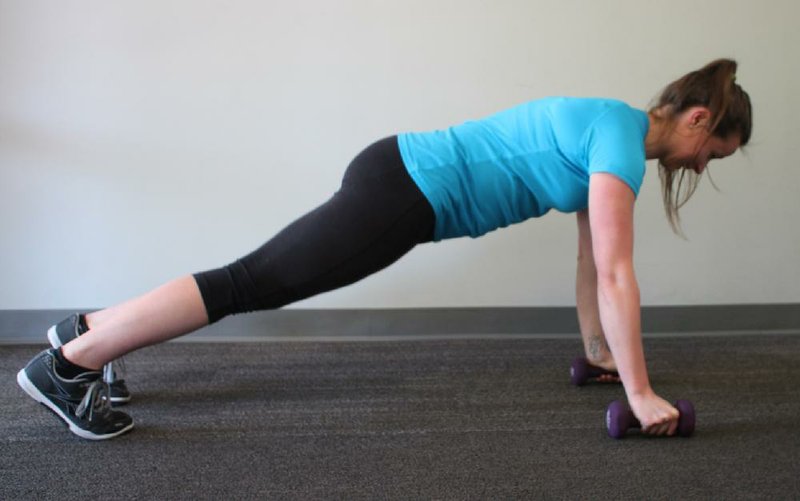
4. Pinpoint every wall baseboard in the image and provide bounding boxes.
[1,304,798,344]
